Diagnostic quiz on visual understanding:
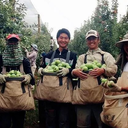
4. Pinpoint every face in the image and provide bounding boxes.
[8,38,18,45]
[123,42,128,55]
[86,36,100,50]
[57,33,70,50]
